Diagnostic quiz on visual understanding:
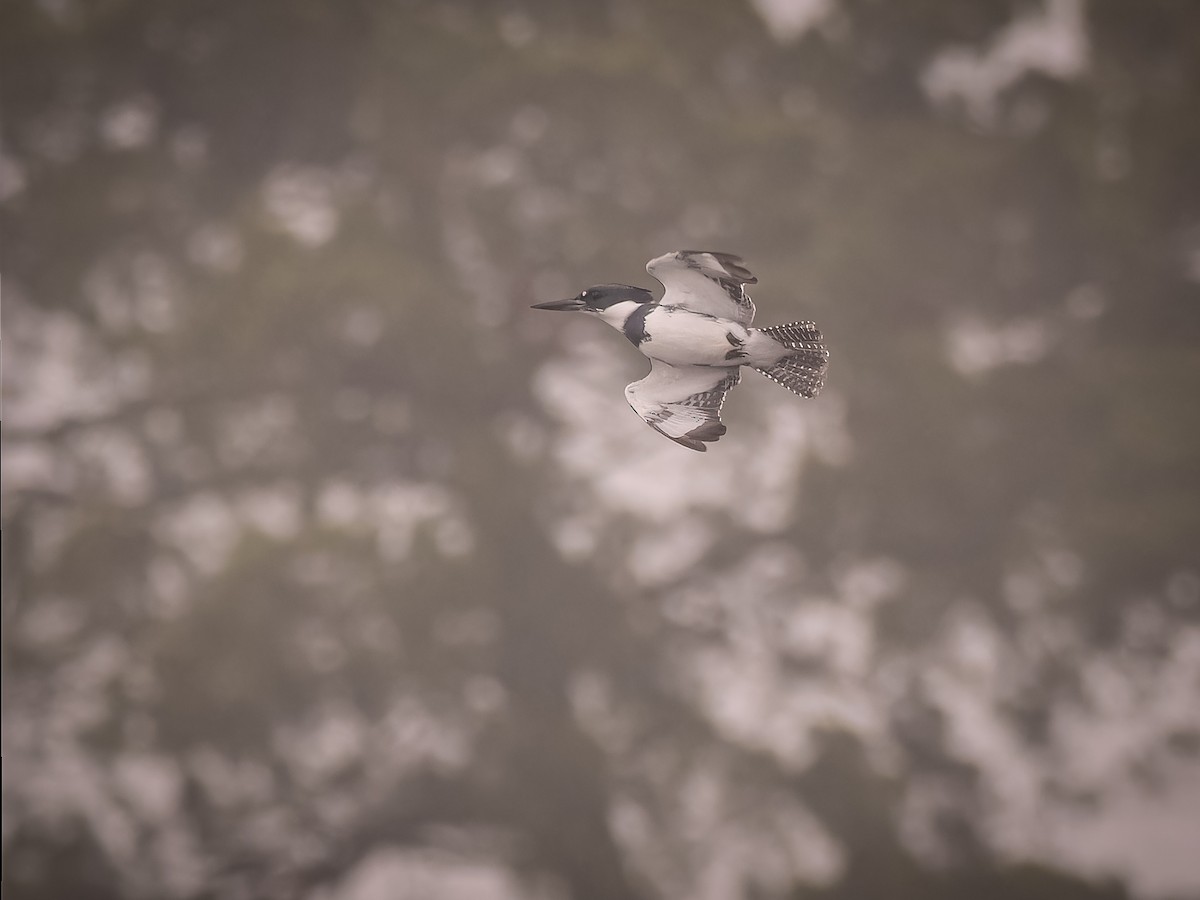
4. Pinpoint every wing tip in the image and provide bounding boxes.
[683,250,758,284]
[689,421,727,442]
[668,421,726,451]
[649,249,758,285]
